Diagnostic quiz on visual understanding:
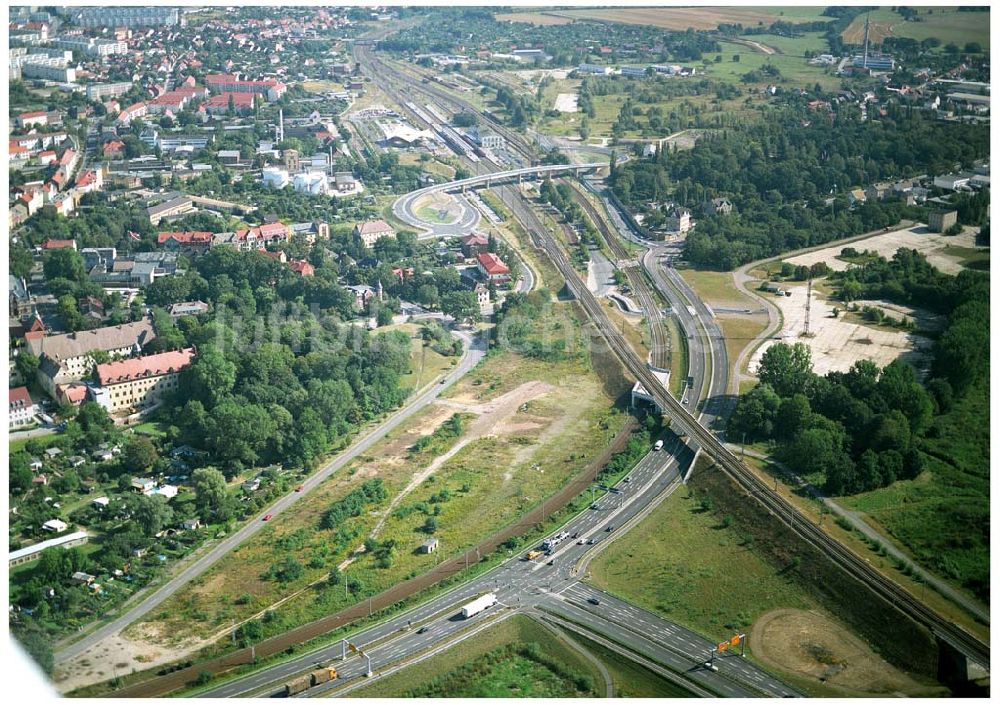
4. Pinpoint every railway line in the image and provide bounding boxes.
[563,179,671,372]
[526,200,990,673]
[357,39,989,672]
